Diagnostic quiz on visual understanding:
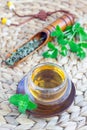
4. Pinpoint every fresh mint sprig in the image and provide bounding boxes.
[9,94,37,113]
[42,42,58,58]
[43,23,87,59]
